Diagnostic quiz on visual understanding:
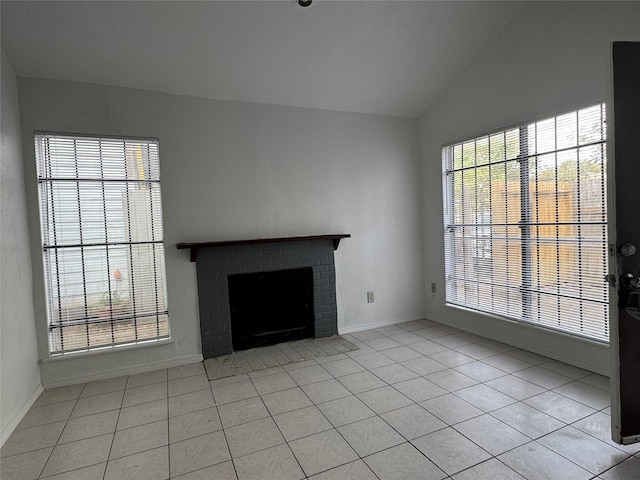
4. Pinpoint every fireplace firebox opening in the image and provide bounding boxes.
[228,267,314,350]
